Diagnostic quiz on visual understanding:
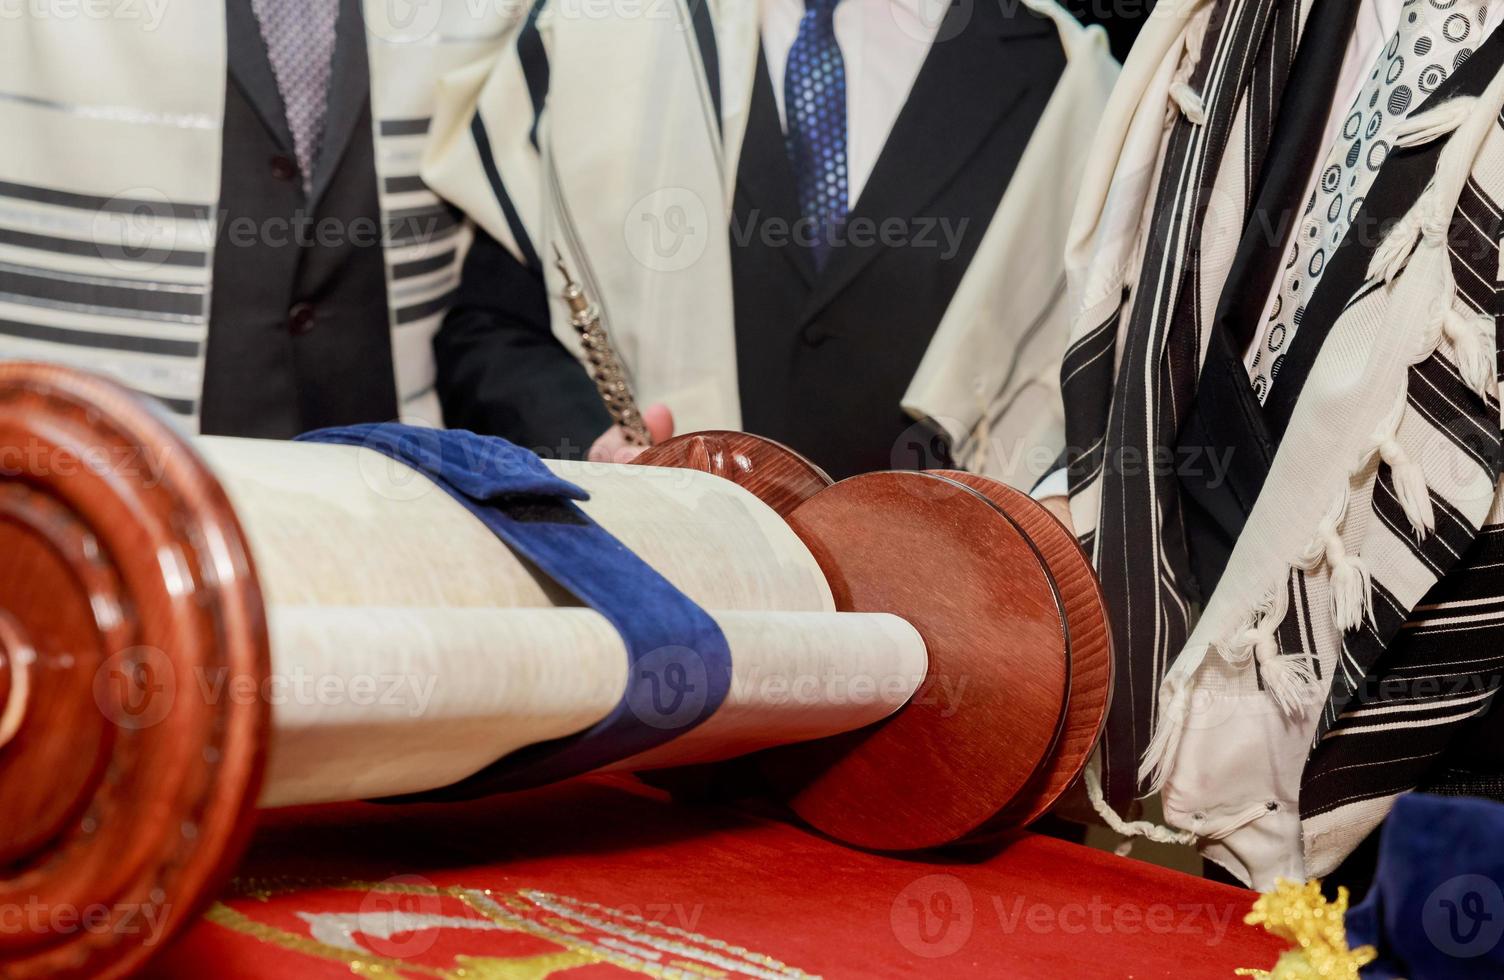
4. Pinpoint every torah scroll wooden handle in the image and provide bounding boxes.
[638,440,1112,850]
[766,471,1070,850]
[0,362,270,980]
[633,431,833,517]
[0,367,1114,978]
[936,471,1113,828]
